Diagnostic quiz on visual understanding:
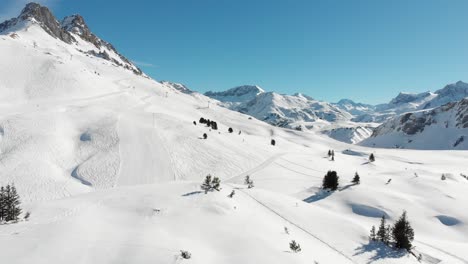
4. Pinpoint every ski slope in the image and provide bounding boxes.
[0,10,467,264]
